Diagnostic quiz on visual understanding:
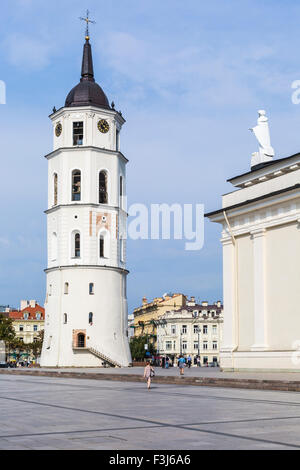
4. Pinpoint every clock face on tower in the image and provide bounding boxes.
[98,119,110,134]
[55,123,62,137]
